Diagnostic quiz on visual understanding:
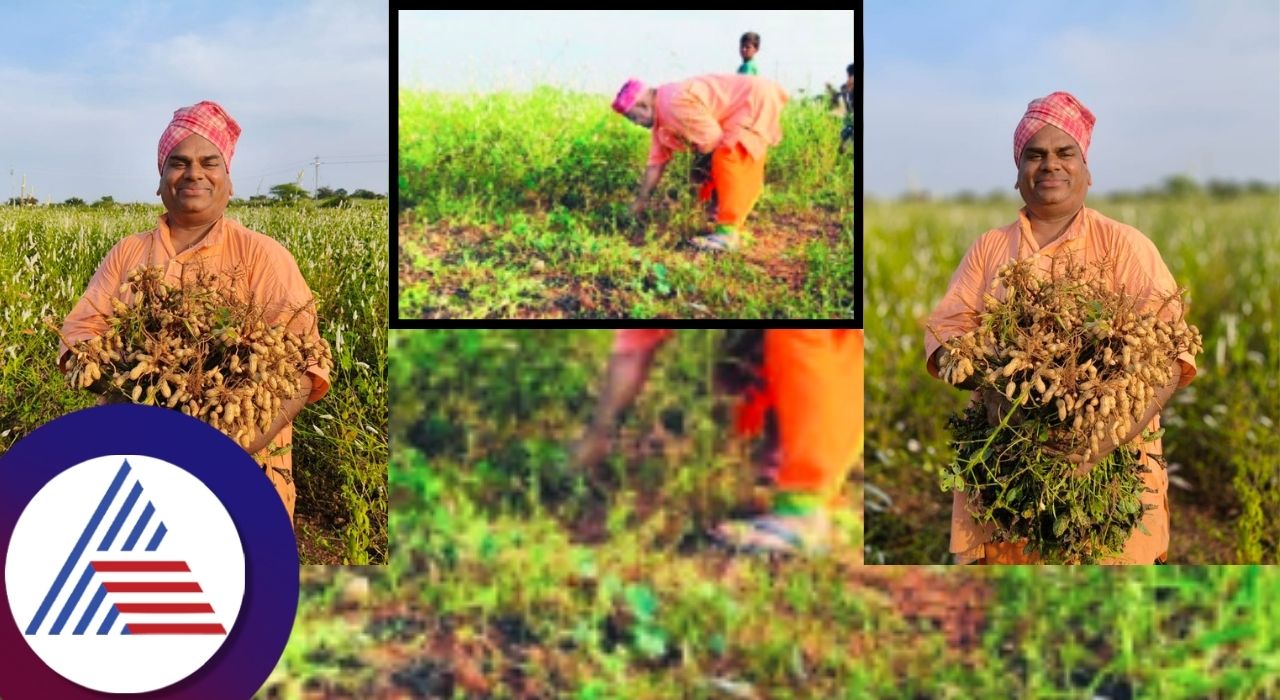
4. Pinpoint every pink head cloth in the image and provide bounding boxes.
[157,101,242,174]
[612,79,646,115]
[1013,91,1096,166]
